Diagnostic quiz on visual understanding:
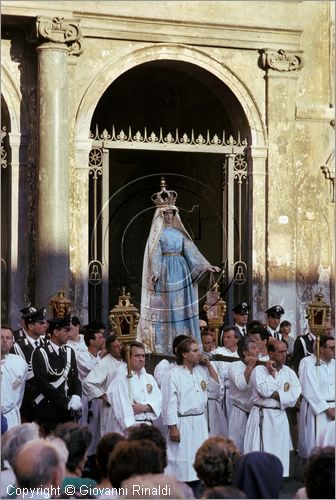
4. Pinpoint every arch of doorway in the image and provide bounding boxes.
[75,43,266,148]
[72,43,268,320]
[1,64,29,322]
